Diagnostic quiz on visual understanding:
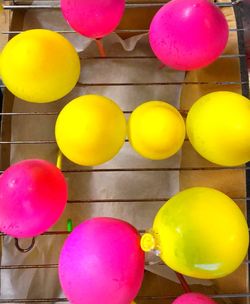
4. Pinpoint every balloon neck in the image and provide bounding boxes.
[56,150,63,170]
[140,232,156,252]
